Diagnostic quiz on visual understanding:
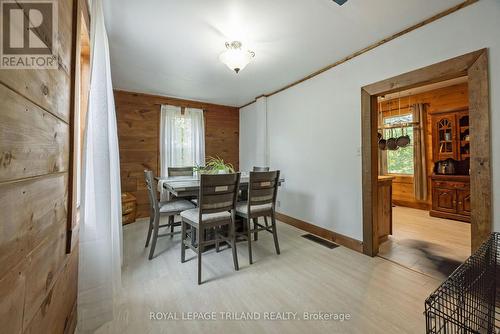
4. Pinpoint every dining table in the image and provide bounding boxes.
[156,173,285,247]
[156,173,285,199]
